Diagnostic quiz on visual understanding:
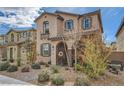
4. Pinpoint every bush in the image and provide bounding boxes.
[45,63,49,67]
[51,74,64,86]
[74,76,90,86]
[38,61,46,65]
[38,69,50,83]
[2,58,7,61]
[77,40,107,78]
[31,63,41,69]
[51,65,59,73]
[21,65,30,72]
[48,61,51,64]
[0,62,10,71]
[75,64,83,71]
[7,65,18,72]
